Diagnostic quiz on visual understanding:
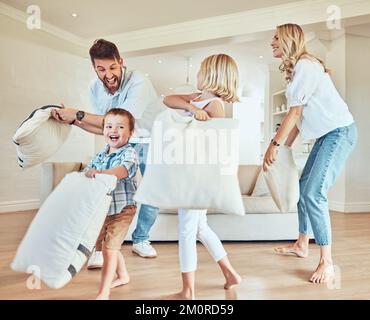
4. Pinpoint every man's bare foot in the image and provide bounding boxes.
[274,242,308,258]
[111,276,130,288]
[162,291,194,300]
[224,272,242,290]
[310,260,335,284]
[96,293,109,300]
